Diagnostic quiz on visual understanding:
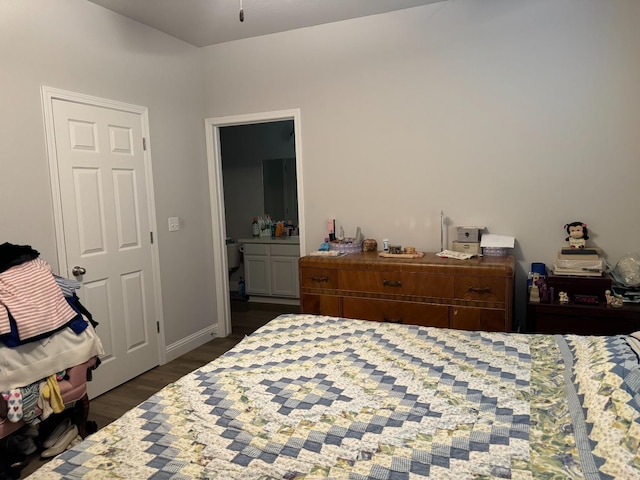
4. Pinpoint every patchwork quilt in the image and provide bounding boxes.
[28,314,640,479]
